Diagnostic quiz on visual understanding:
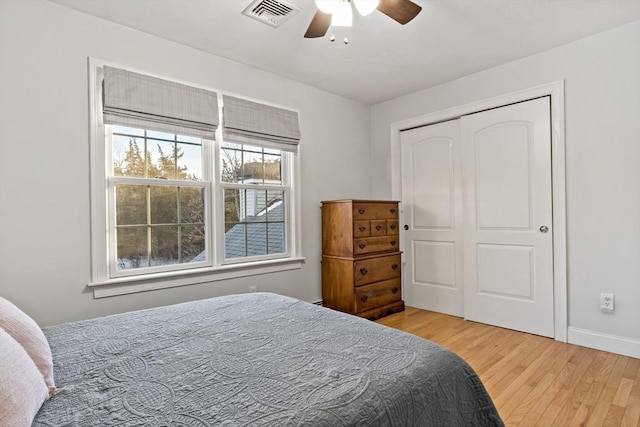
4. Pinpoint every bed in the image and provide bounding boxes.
[28,293,503,426]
